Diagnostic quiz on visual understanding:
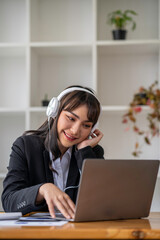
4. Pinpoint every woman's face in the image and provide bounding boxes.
[57,104,93,154]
